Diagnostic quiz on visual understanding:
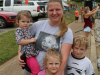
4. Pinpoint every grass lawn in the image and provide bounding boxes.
[66,1,84,7]
[0,29,18,65]
[65,1,84,15]
[0,13,75,65]
[64,12,75,24]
